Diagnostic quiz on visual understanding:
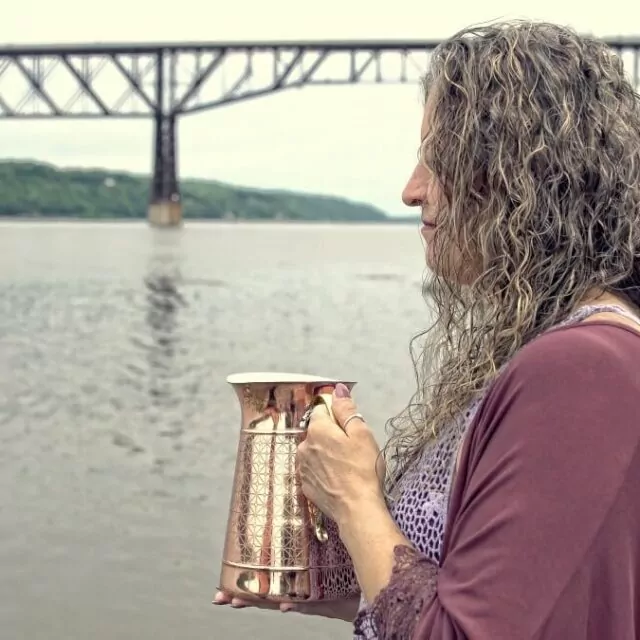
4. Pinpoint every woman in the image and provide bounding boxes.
[215,20,640,638]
